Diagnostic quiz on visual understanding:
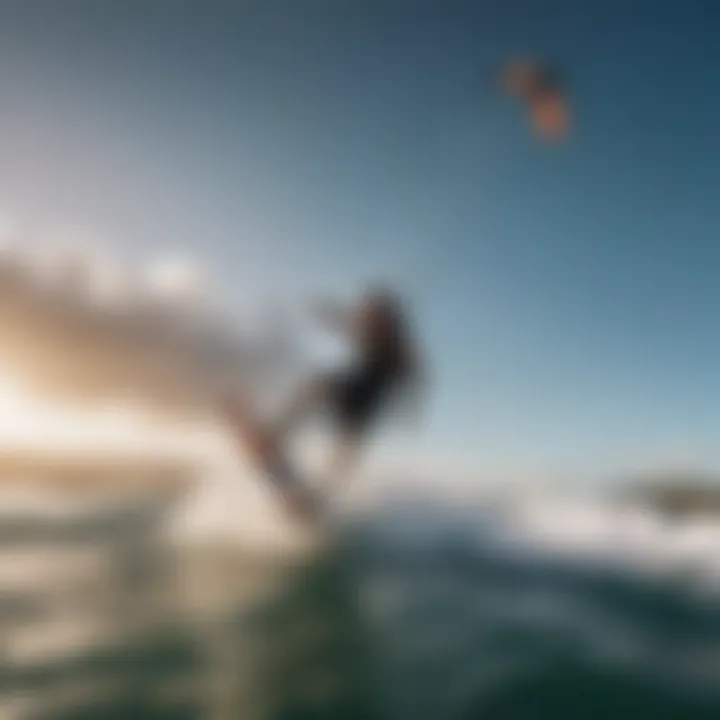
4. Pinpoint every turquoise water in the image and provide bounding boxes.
[3,502,720,719]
